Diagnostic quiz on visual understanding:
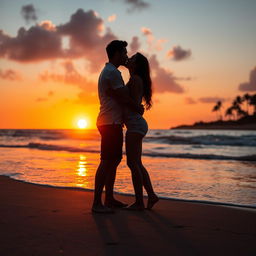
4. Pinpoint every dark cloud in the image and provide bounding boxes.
[21,4,38,23]
[167,45,191,61]
[149,54,184,93]
[129,36,140,55]
[0,9,116,71]
[198,97,226,103]
[123,0,150,12]
[0,26,62,62]
[0,69,22,81]
[184,97,196,104]
[57,9,117,71]
[238,67,256,92]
